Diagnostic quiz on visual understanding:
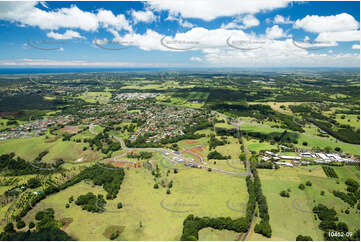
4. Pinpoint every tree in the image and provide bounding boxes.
[4,223,15,233]
[110,231,119,240]
[299,184,305,190]
[296,235,313,241]
[117,202,123,209]
[65,204,70,208]
[336,222,348,232]
[306,181,312,186]
[166,189,171,194]
[280,190,290,198]
[27,178,41,189]
[302,142,308,146]
[16,221,26,229]
[254,220,272,238]
[29,221,35,229]
[153,184,159,189]
[321,191,325,196]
